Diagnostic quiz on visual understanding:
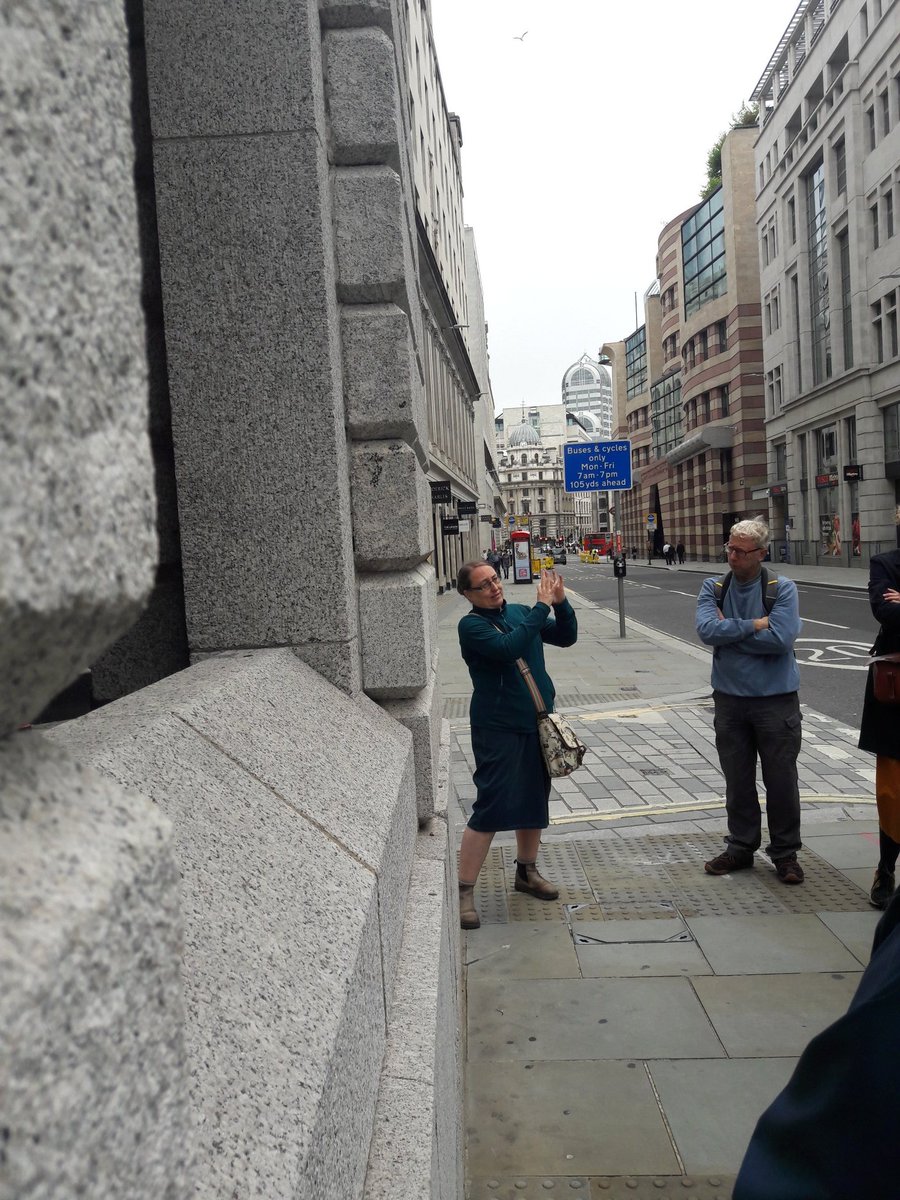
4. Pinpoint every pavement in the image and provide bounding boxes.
[438,560,881,1200]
